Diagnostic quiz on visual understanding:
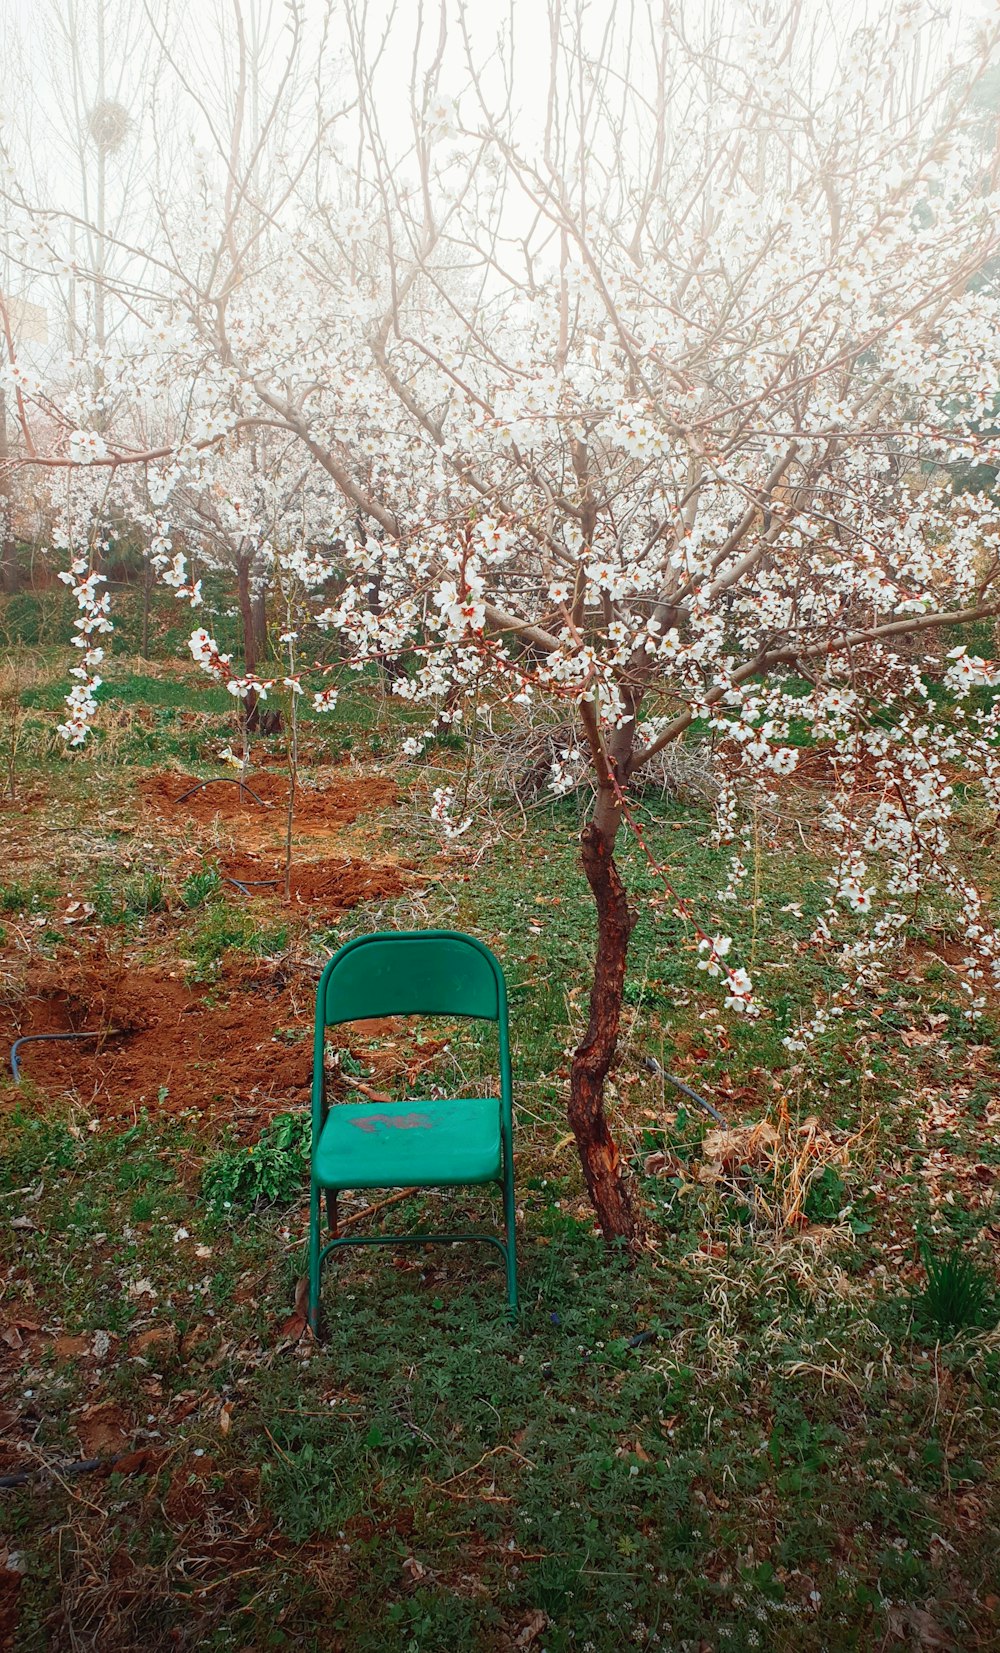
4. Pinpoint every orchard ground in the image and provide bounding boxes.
[1,585,999,1653]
